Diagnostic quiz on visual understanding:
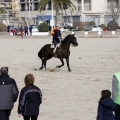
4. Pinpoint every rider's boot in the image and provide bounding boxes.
[53,46,58,57]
